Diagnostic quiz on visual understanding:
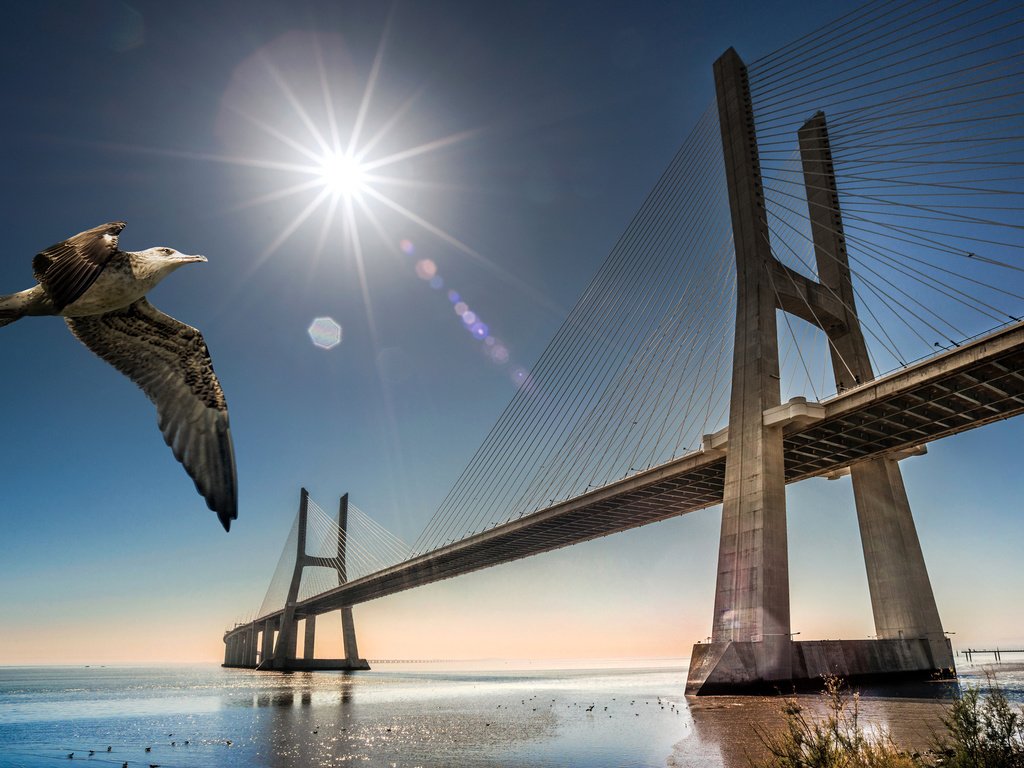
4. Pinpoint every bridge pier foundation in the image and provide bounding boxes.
[687,637,953,695]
